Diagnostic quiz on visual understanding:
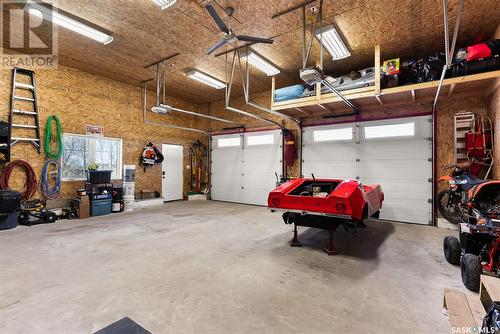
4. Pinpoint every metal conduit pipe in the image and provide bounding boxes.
[239,49,301,127]
[431,0,464,225]
[224,49,282,127]
[170,106,240,125]
[141,82,212,196]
